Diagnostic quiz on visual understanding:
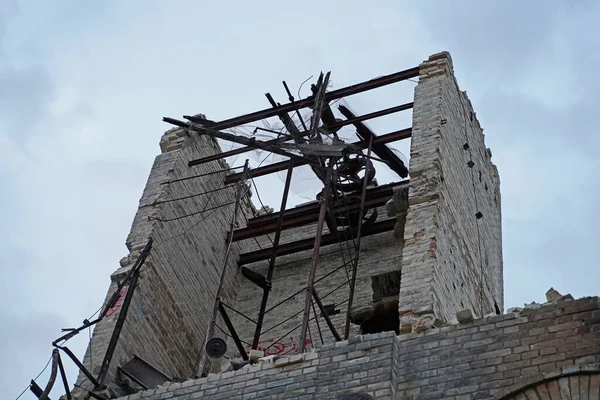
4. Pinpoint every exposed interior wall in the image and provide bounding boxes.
[75,126,254,395]
[228,191,407,358]
[399,52,503,332]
